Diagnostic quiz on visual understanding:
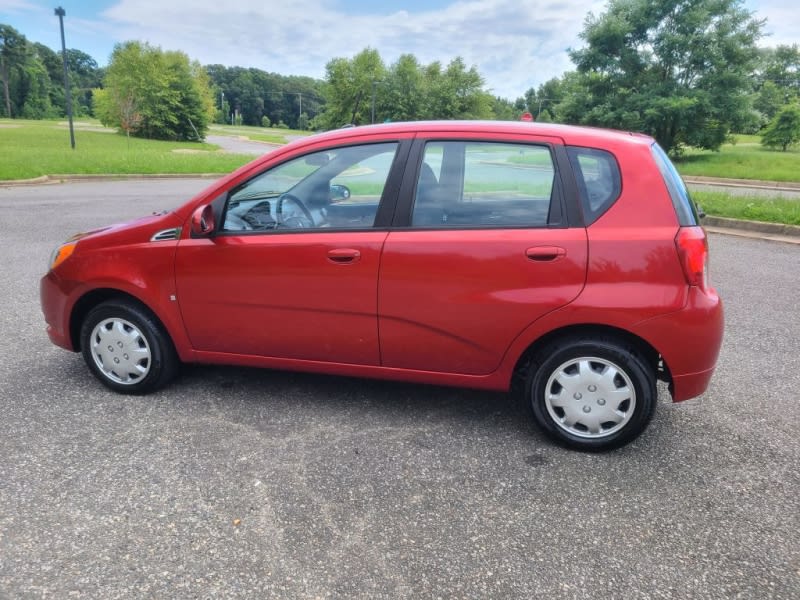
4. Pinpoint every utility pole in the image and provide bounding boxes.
[54,7,75,149]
